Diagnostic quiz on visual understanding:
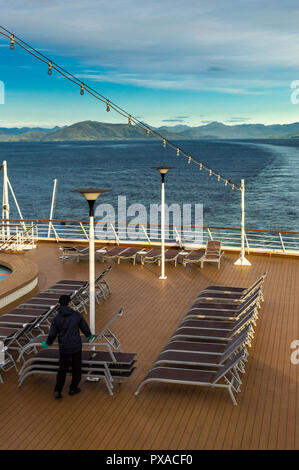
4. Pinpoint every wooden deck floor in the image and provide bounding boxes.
[0,243,299,450]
